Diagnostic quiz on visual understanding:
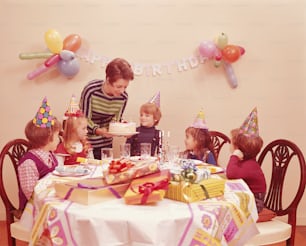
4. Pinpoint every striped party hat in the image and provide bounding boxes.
[148,91,160,108]
[32,97,54,128]
[239,107,259,137]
